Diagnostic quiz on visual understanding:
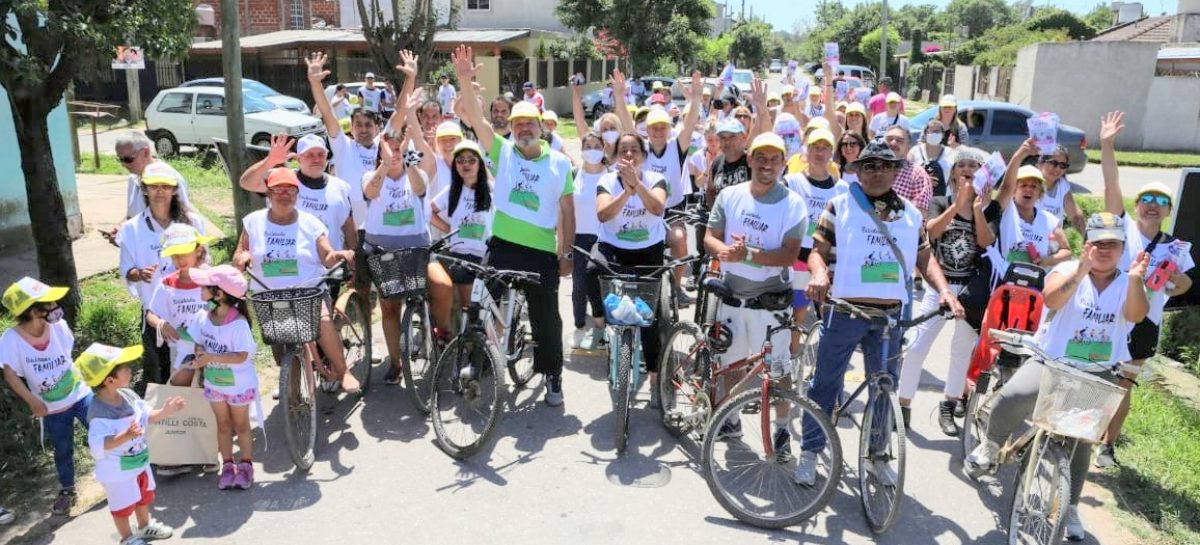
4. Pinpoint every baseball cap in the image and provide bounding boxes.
[159,223,216,257]
[522,81,534,89]
[939,94,957,108]
[541,110,559,123]
[452,139,484,158]
[767,92,781,104]
[645,109,672,127]
[295,134,326,155]
[140,162,178,187]
[2,277,68,316]
[266,167,300,188]
[365,72,376,79]
[189,264,248,299]
[806,128,836,147]
[849,138,904,171]
[509,101,541,121]
[846,102,867,117]
[76,343,144,388]
[702,86,713,96]
[1086,212,1126,243]
[435,121,464,139]
[748,132,787,156]
[808,86,822,96]
[652,81,664,90]
[781,85,795,96]
[1136,182,1173,202]
[886,92,902,104]
[716,119,745,135]
[806,116,831,132]
[650,94,669,105]
[1016,165,1046,184]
